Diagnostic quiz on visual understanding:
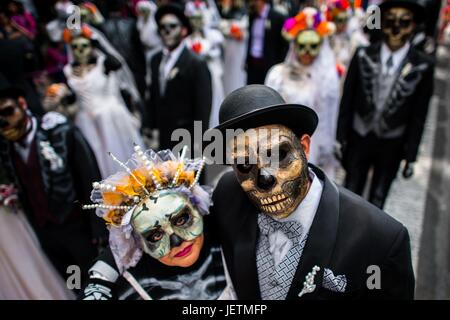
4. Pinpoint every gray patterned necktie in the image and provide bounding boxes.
[256,214,306,300]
